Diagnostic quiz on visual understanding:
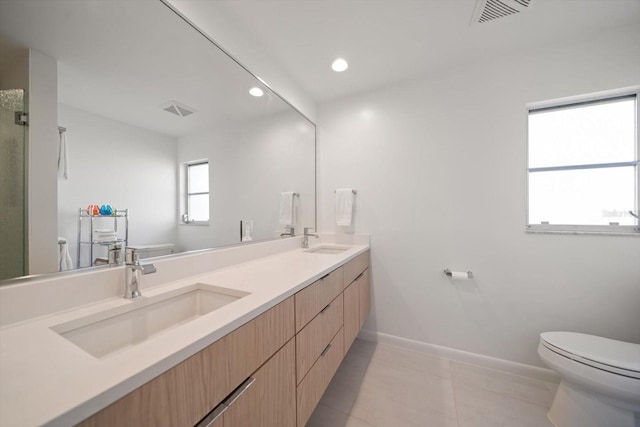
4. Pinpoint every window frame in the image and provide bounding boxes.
[182,160,210,226]
[525,89,640,235]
